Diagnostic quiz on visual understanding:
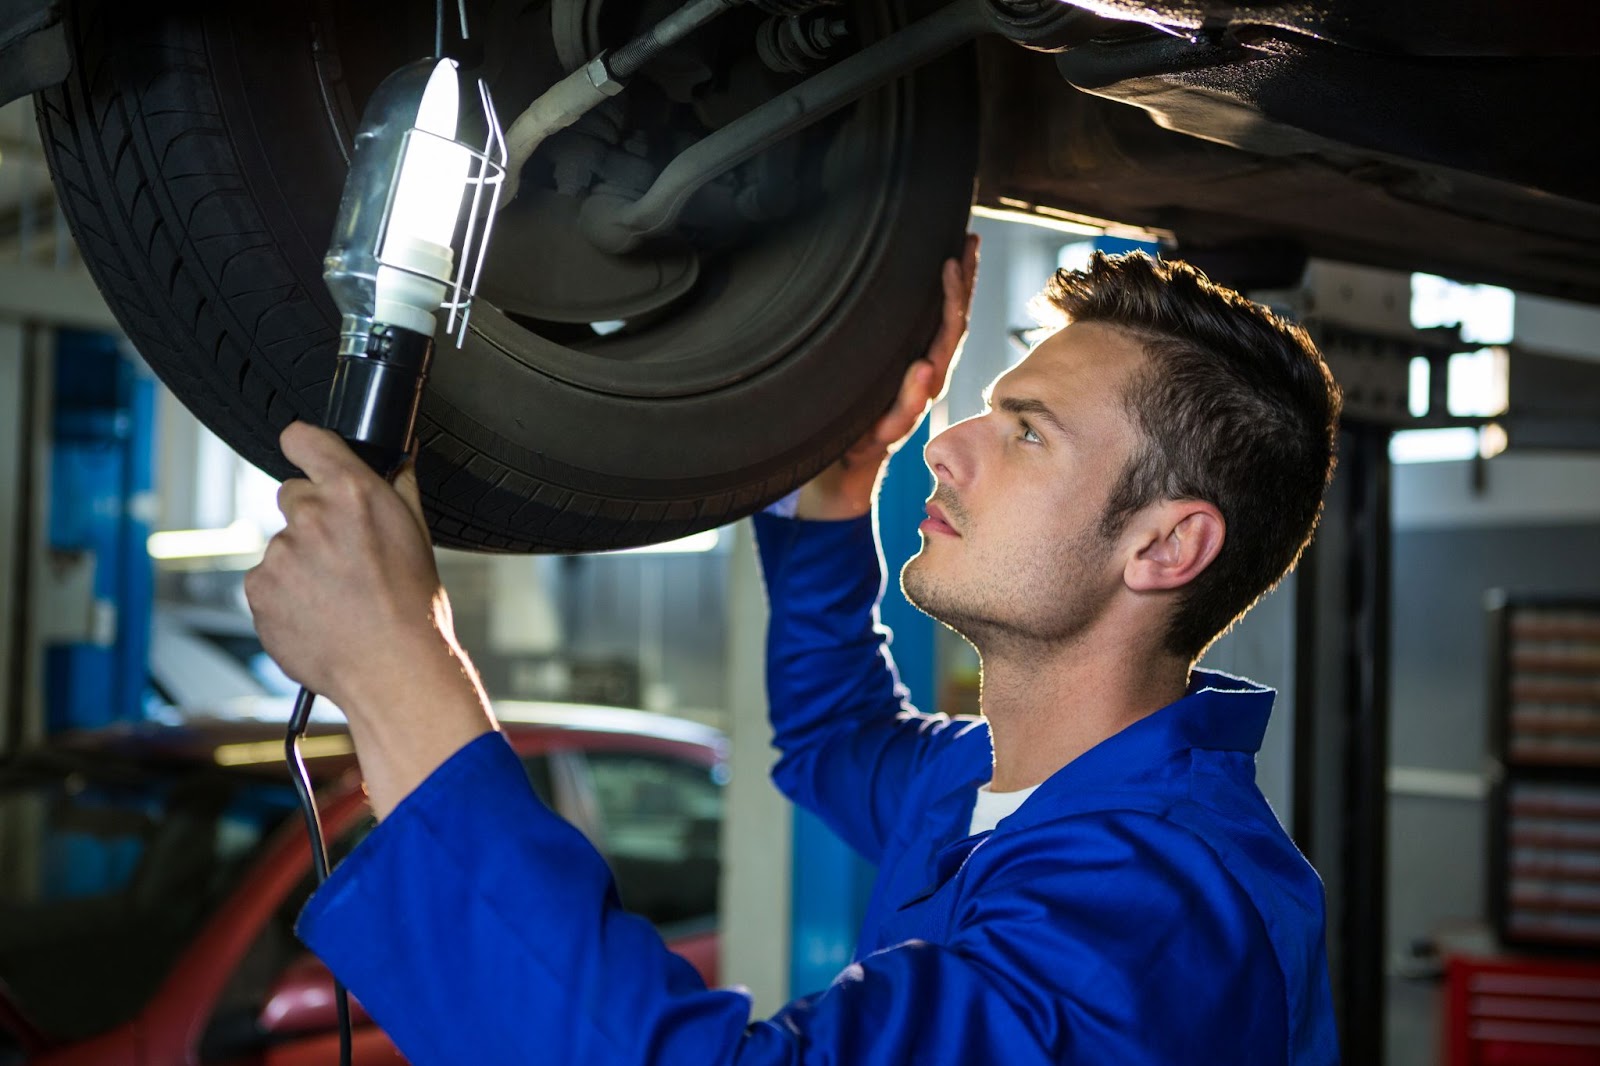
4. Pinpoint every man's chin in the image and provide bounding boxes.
[900,560,957,625]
